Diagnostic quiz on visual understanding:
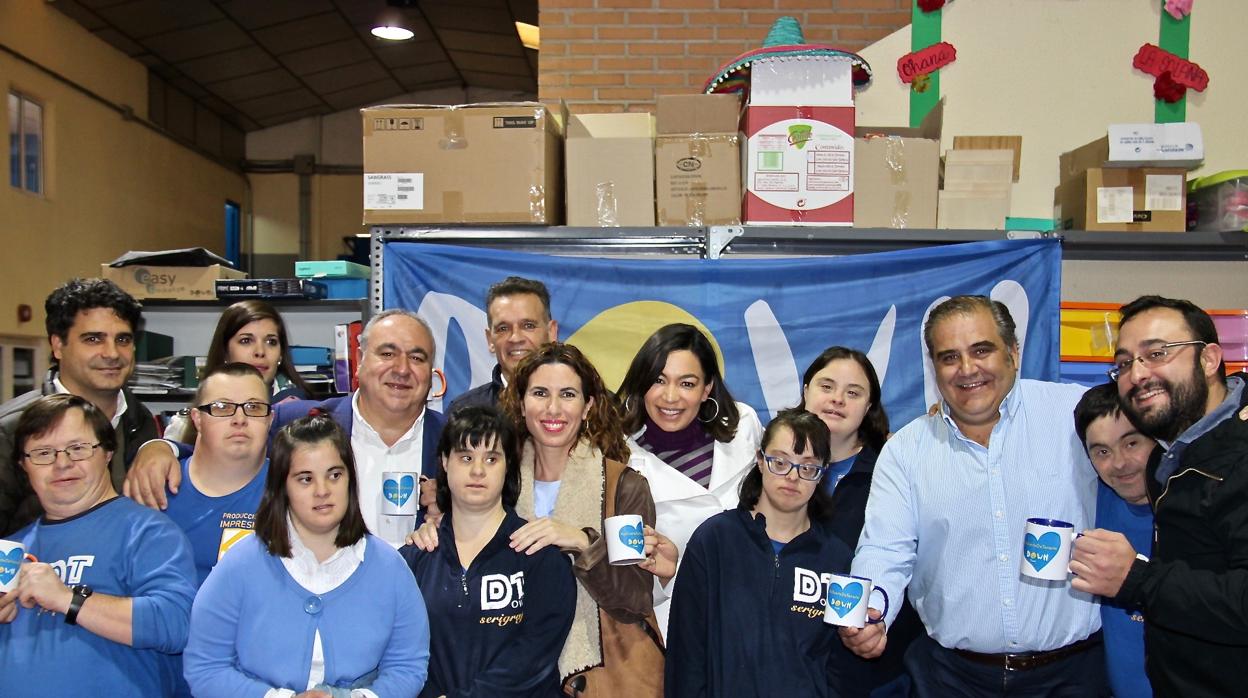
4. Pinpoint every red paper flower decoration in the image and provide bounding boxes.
[917,0,946,12]
[1154,71,1186,103]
